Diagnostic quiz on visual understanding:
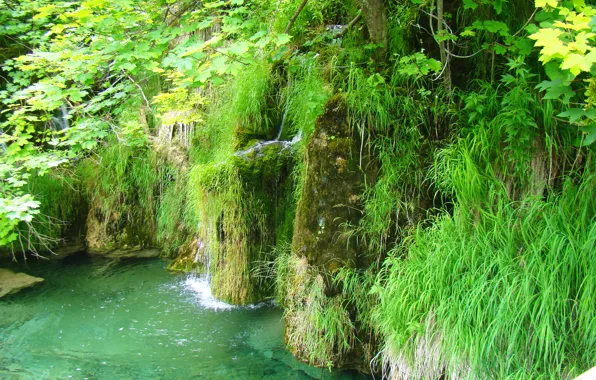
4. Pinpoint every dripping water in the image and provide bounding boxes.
[234,84,301,158]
